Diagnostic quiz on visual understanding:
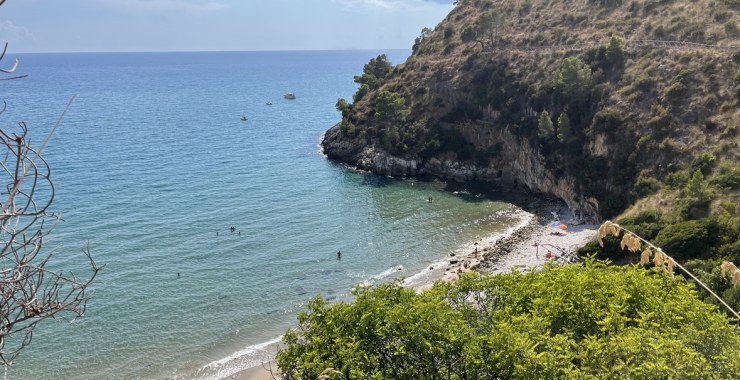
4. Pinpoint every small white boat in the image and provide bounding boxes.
[284,92,296,100]
[240,115,248,121]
